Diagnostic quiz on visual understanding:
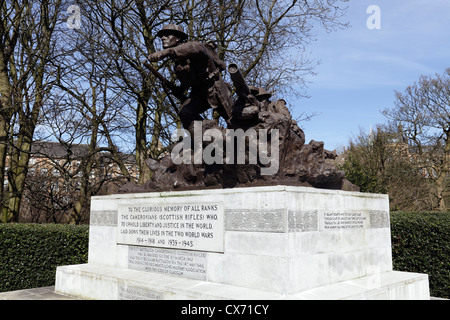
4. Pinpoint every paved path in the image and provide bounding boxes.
[0,286,79,300]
